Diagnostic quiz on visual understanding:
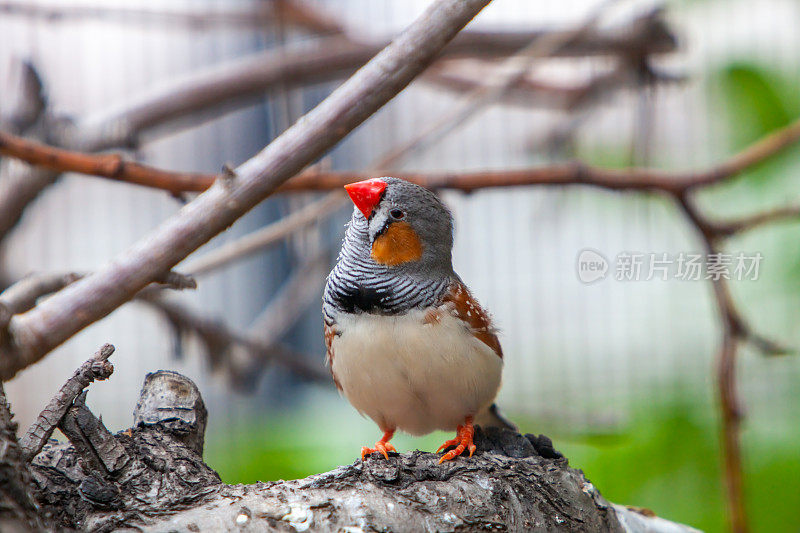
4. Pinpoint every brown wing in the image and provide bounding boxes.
[323,321,343,391]
[437,281,503,359]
